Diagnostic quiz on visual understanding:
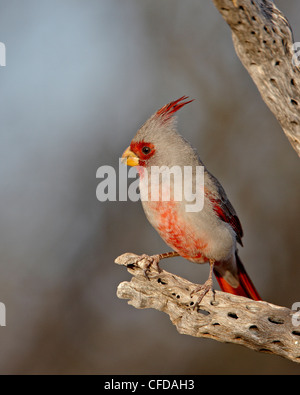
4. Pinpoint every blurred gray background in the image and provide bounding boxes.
[0,0,299,374]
